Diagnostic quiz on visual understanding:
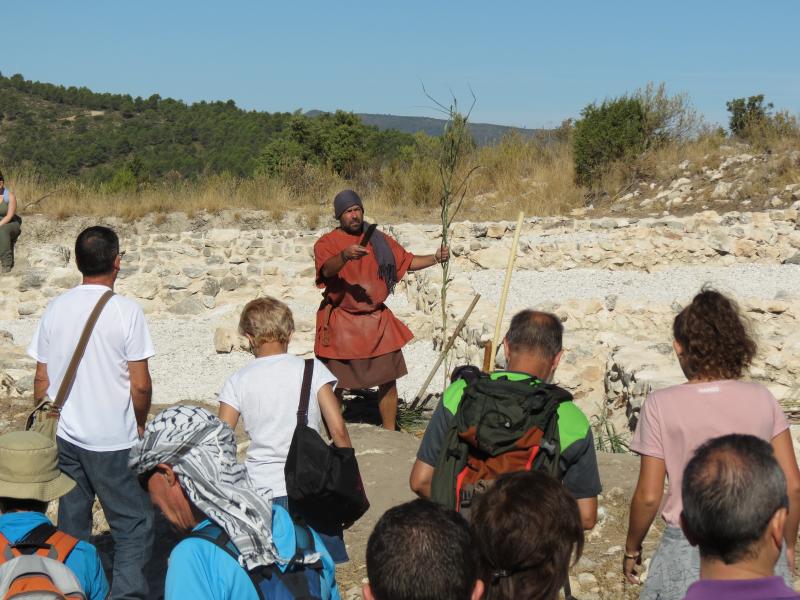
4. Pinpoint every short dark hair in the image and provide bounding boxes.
[0,497,48,513]
[504,310,563,360]
[75,226,120,276]
[682,434,788,564]
[471,471,583,600]
[366,499,477,600]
